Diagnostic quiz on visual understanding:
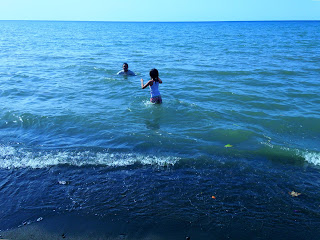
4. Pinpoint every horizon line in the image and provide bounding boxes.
[0,19,319,23]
